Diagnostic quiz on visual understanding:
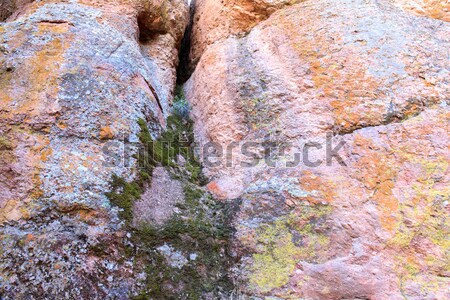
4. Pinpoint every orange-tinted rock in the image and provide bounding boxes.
[189,0,301,68]
[393,0,450,21]
[185,0,450,298]
[186,0,449,199]
[0,0,189,297]
[0,0,188,223]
